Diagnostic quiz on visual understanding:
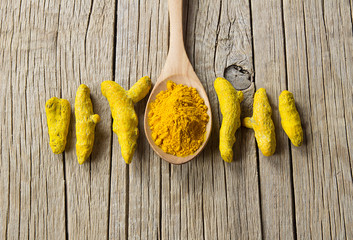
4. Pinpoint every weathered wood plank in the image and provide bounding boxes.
[283,0,353,238]
[108,1,132,239]
[282,1,314,238]
[318,2,353,237]
[211,0,261,238]
[58,0,115,238]
[250,0,295,239]
[0,0,67,239]
[109,0,168,239]
[177,0,261,239]
[130,0,161,237]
